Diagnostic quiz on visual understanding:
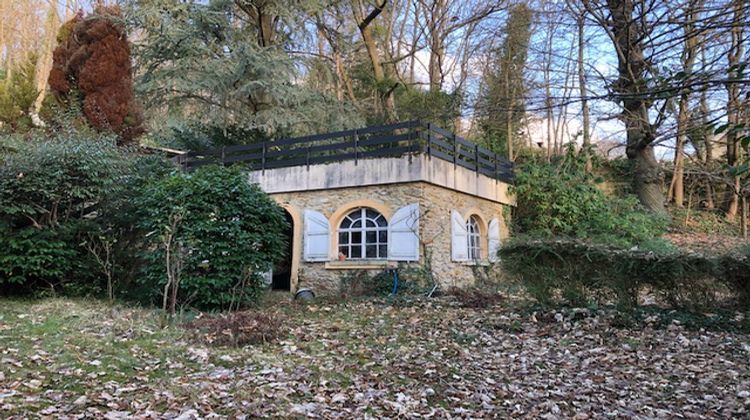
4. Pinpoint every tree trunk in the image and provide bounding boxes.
[699,48,715,209]
[632,144,667,214]
[577,13,592,171]
[351,0,395,121]
[427,0,446,92]
[742,195,748,239]
[672,0,701,208]
[543,22,554,160]
[507,82,514,161]
[725,0,744,219]
[604,0,668,215]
